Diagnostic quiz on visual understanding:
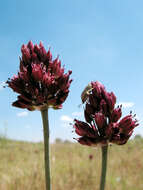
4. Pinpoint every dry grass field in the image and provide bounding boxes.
[0,137,143,190]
